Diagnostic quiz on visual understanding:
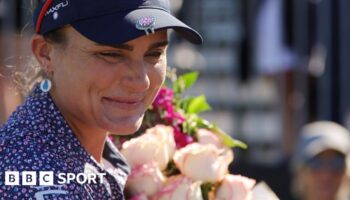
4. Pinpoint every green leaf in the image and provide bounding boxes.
[173,72,199,93]
[187,95,211,114]
[196,118,248,149]
[186,114,201,136]
[179,71,199,90]
[180,97,195,111]
[212,125,248,149]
